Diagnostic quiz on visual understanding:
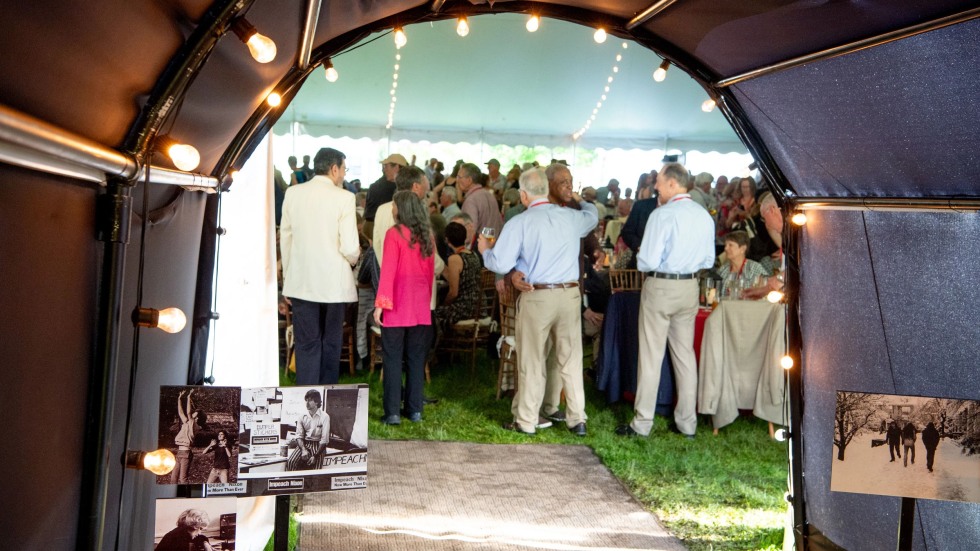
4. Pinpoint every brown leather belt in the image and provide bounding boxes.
[531,282,579,290]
